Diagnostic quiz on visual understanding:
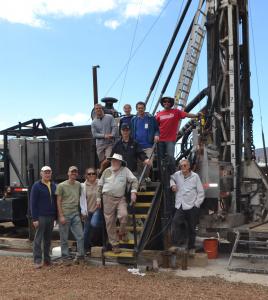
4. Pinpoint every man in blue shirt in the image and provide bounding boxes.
[30,166,57,269]
[131,101,159,185]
